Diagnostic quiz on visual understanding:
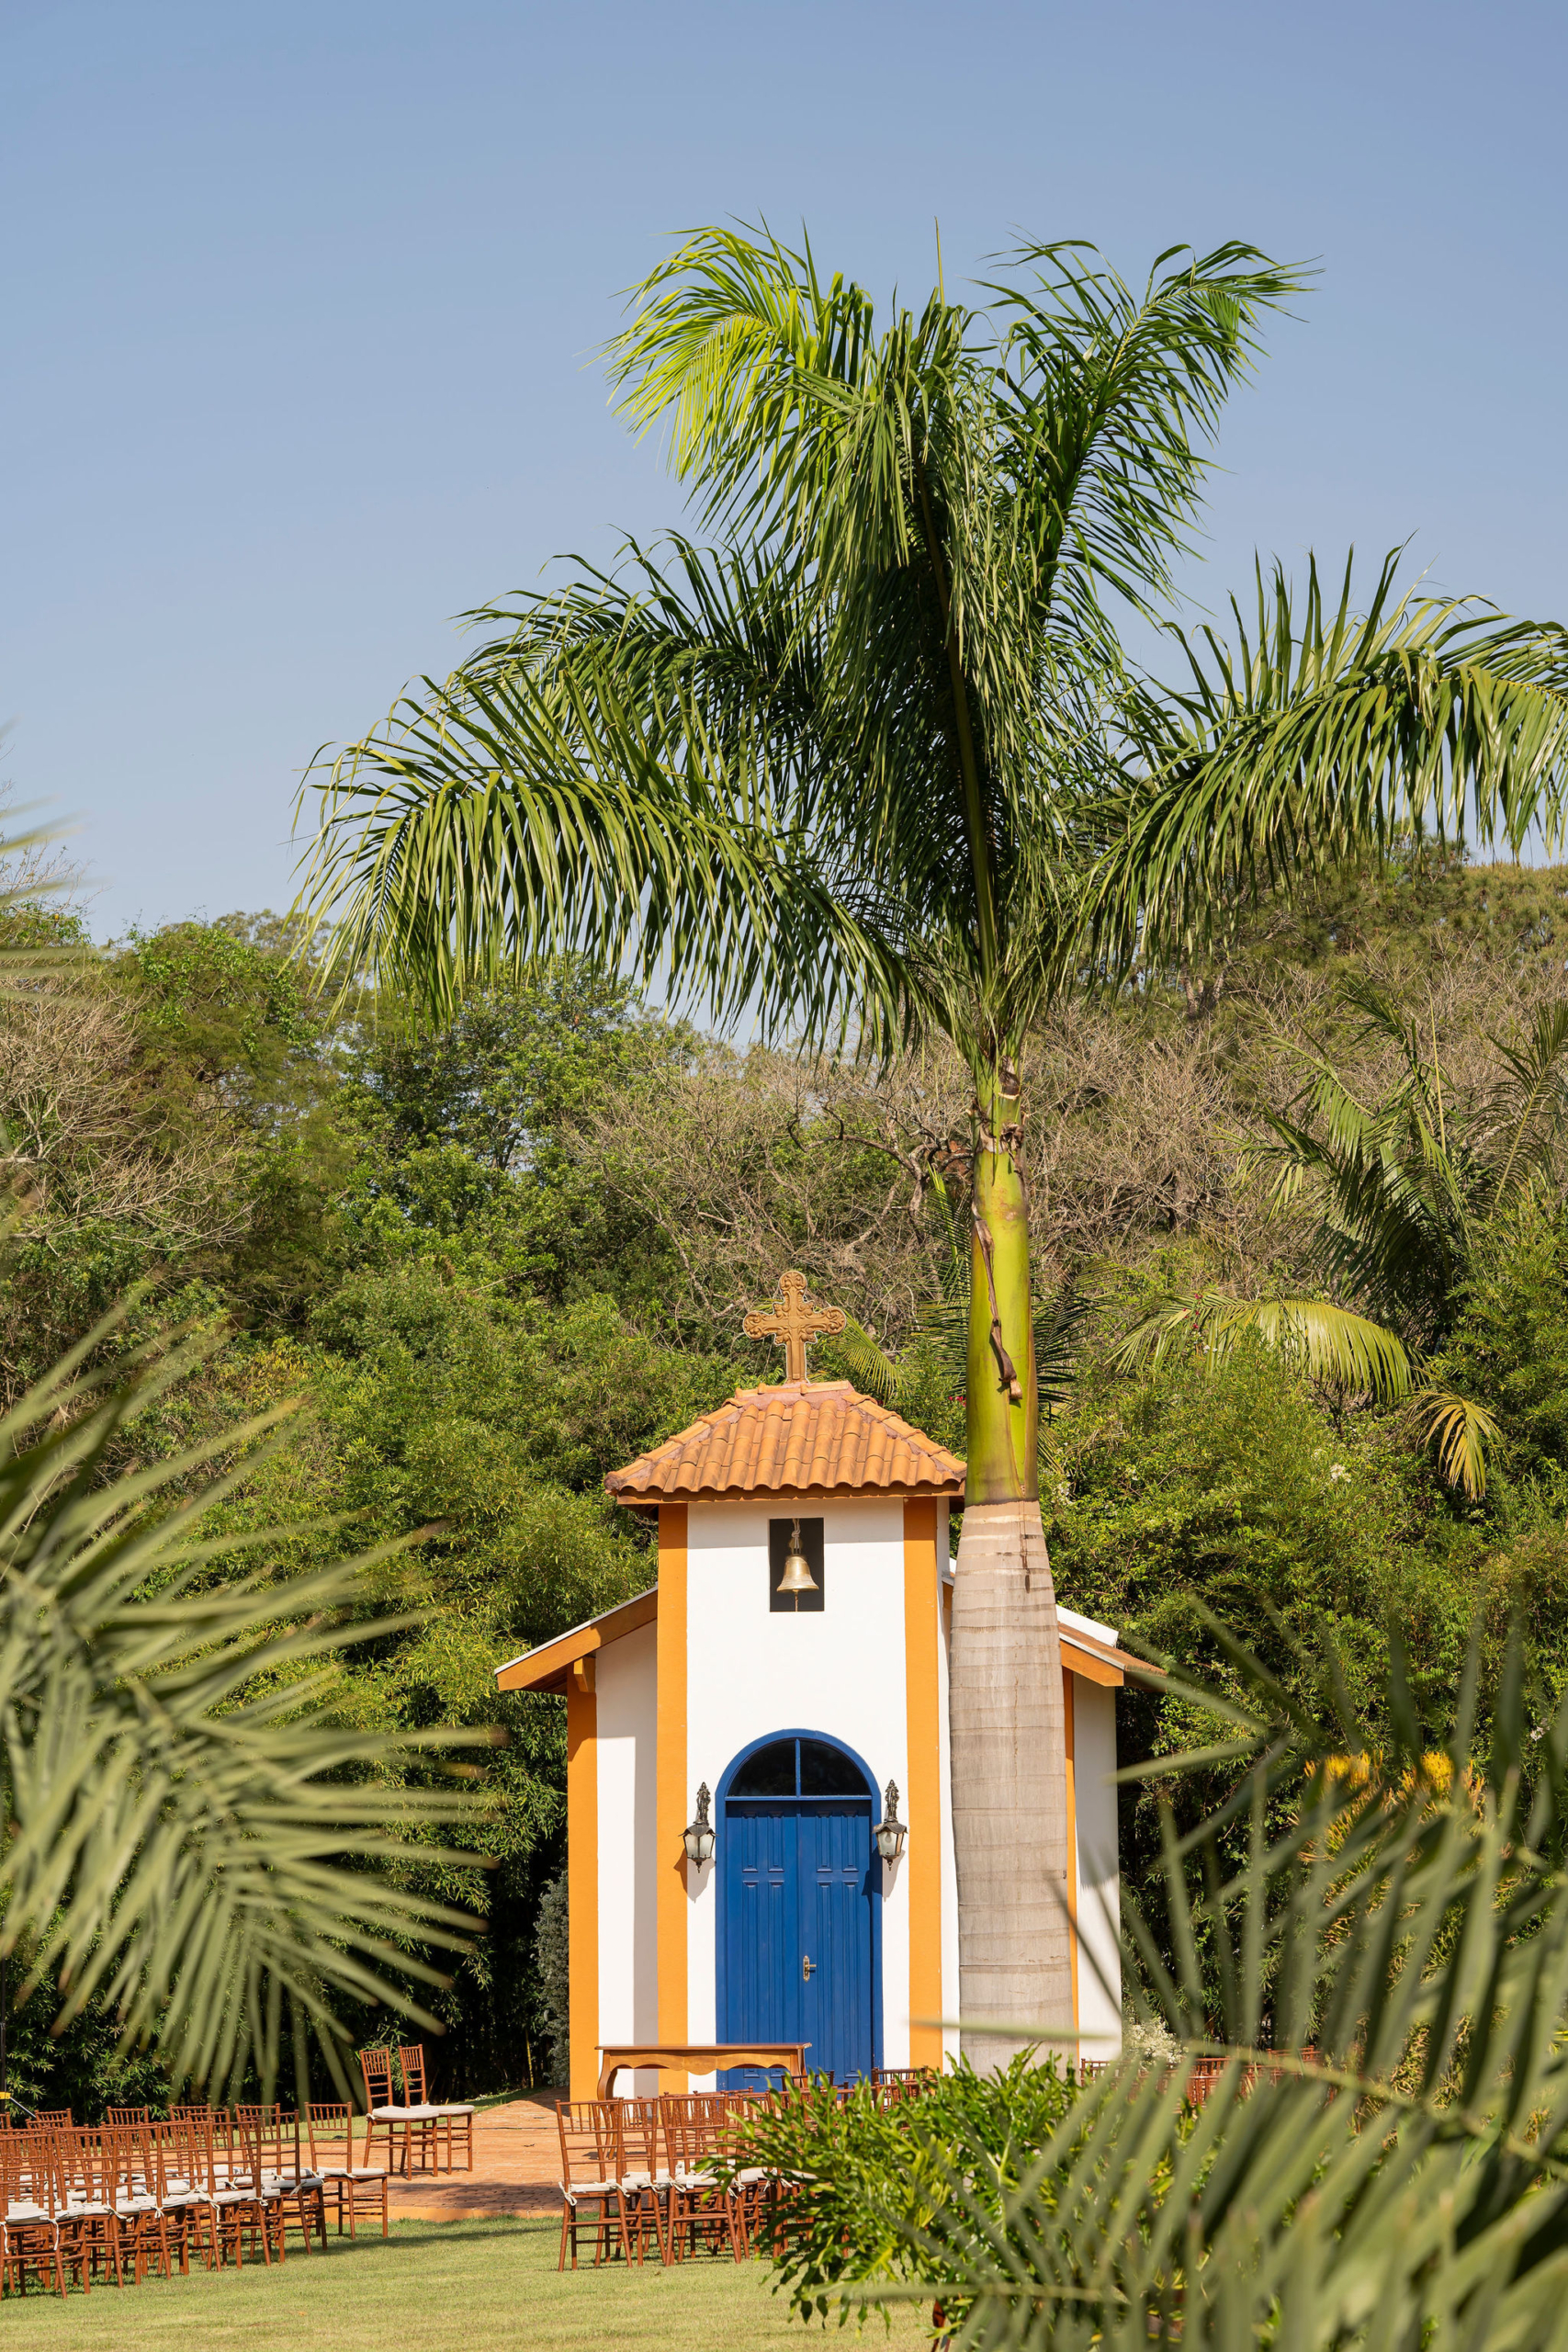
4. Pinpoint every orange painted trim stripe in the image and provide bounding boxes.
[566,1661,598,2102]
[1063,1665,1079,2041]
[903,1499,943,2070]
[656,1503,689,2091]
